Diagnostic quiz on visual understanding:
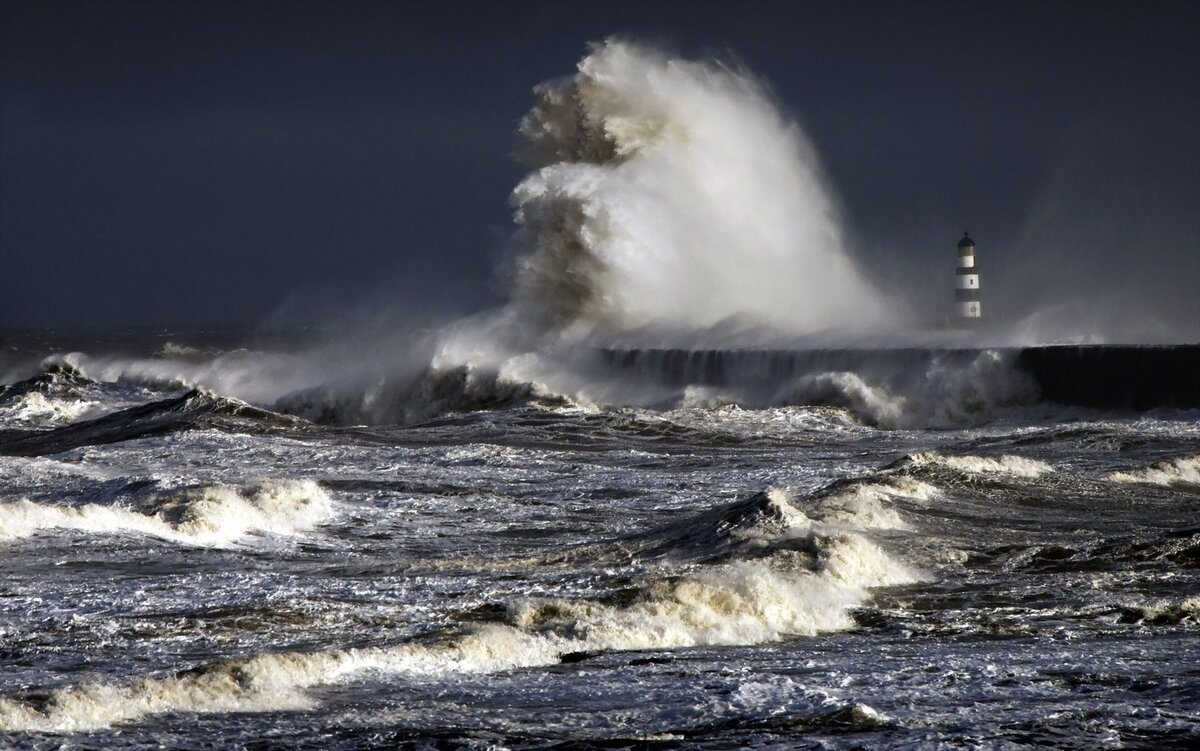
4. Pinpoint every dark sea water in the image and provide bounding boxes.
[1,332,1197,749]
